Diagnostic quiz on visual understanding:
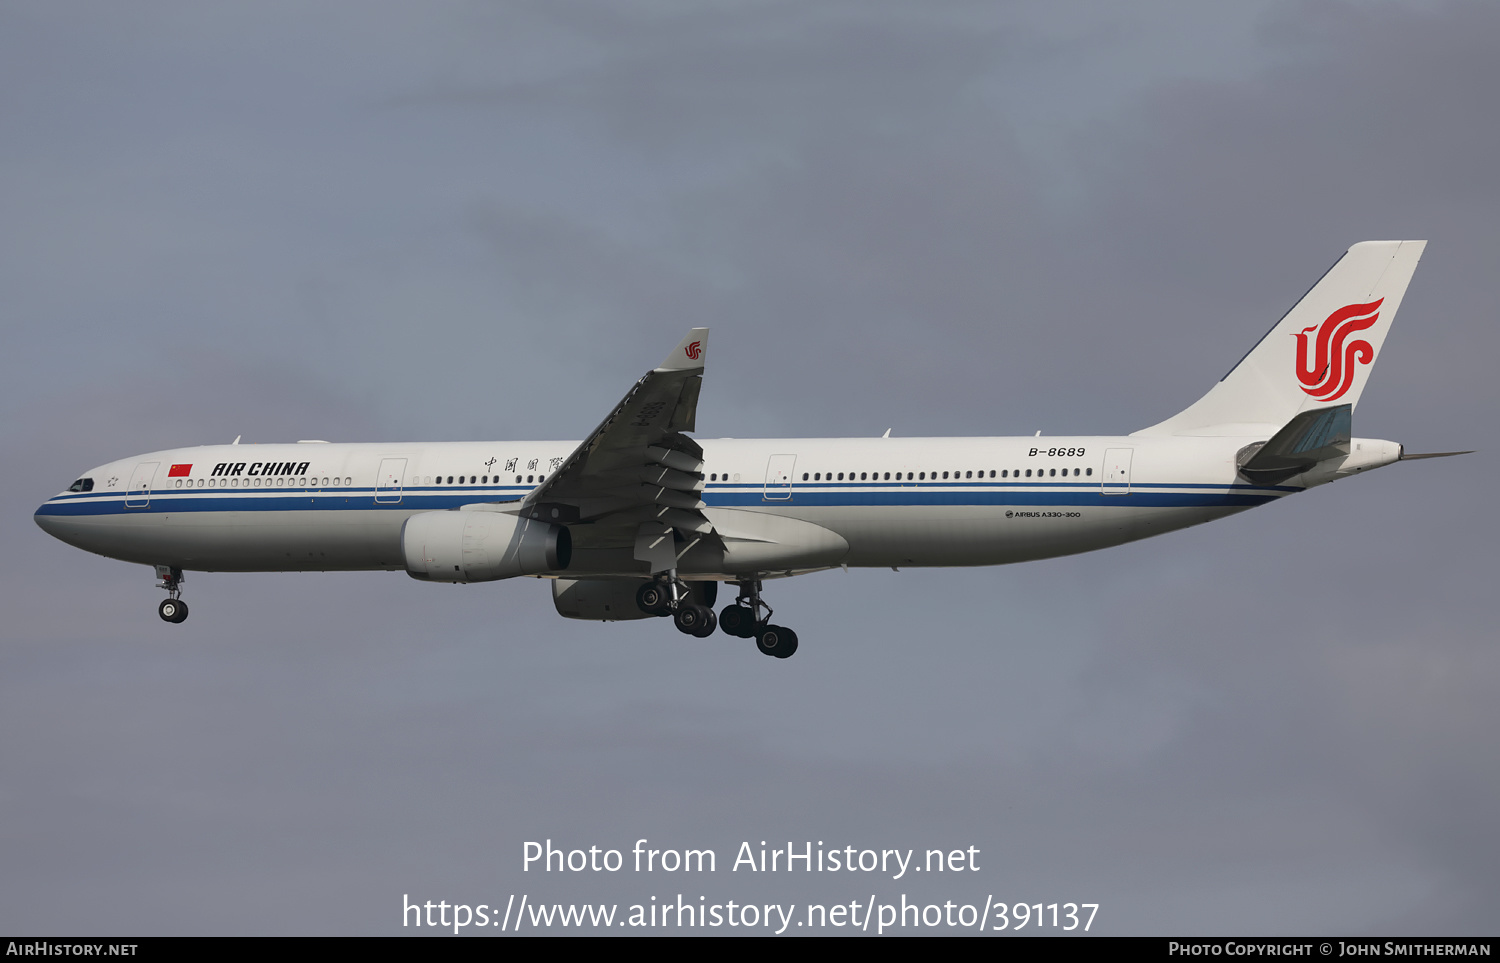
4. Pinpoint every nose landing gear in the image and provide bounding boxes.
[155,565,188,623]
